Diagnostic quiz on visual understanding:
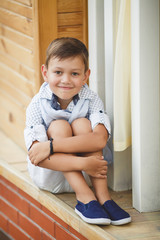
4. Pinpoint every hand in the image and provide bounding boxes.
[28,141,50,166]
[83,156,108,178]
